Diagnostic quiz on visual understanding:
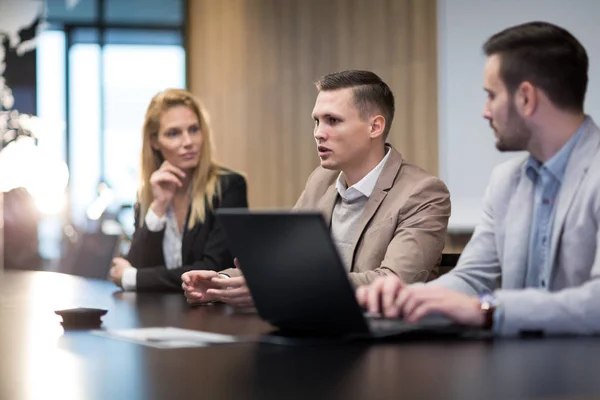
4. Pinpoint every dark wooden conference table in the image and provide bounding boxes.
[1,270,600,400]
